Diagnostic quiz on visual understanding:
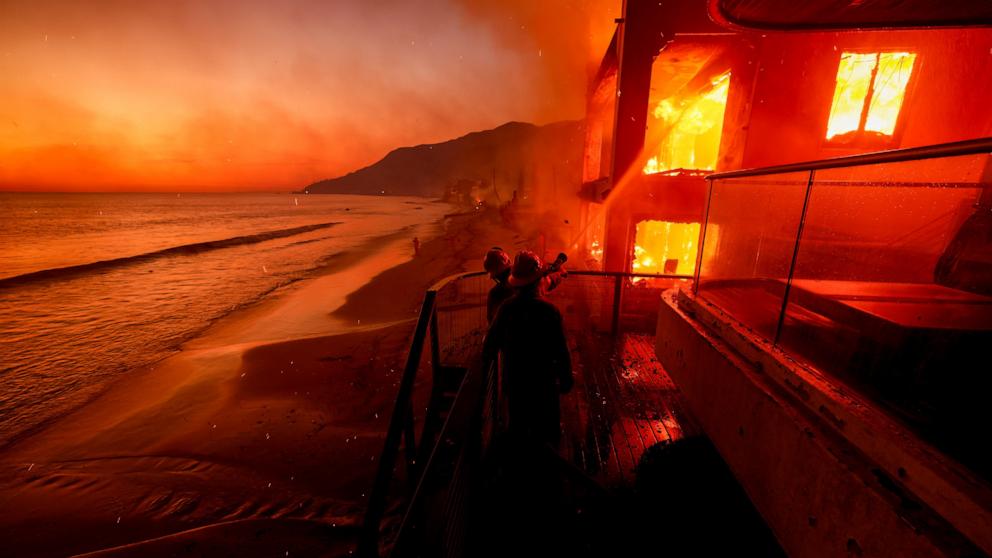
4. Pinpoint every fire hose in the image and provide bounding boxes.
[544,252,568,292]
